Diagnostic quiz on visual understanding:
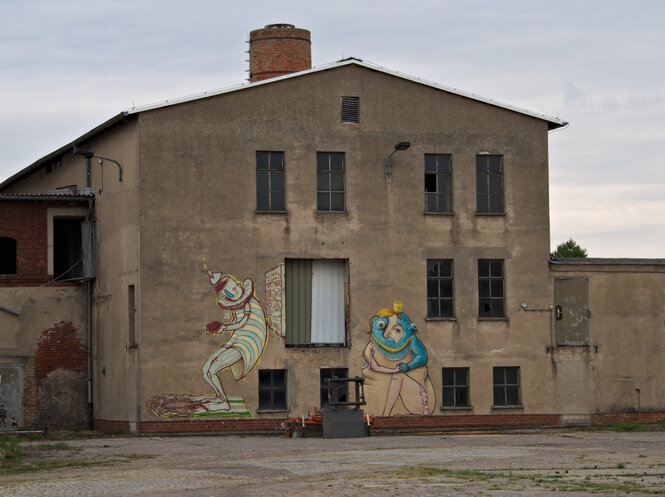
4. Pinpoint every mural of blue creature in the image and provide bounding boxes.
[362,301,435,416]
